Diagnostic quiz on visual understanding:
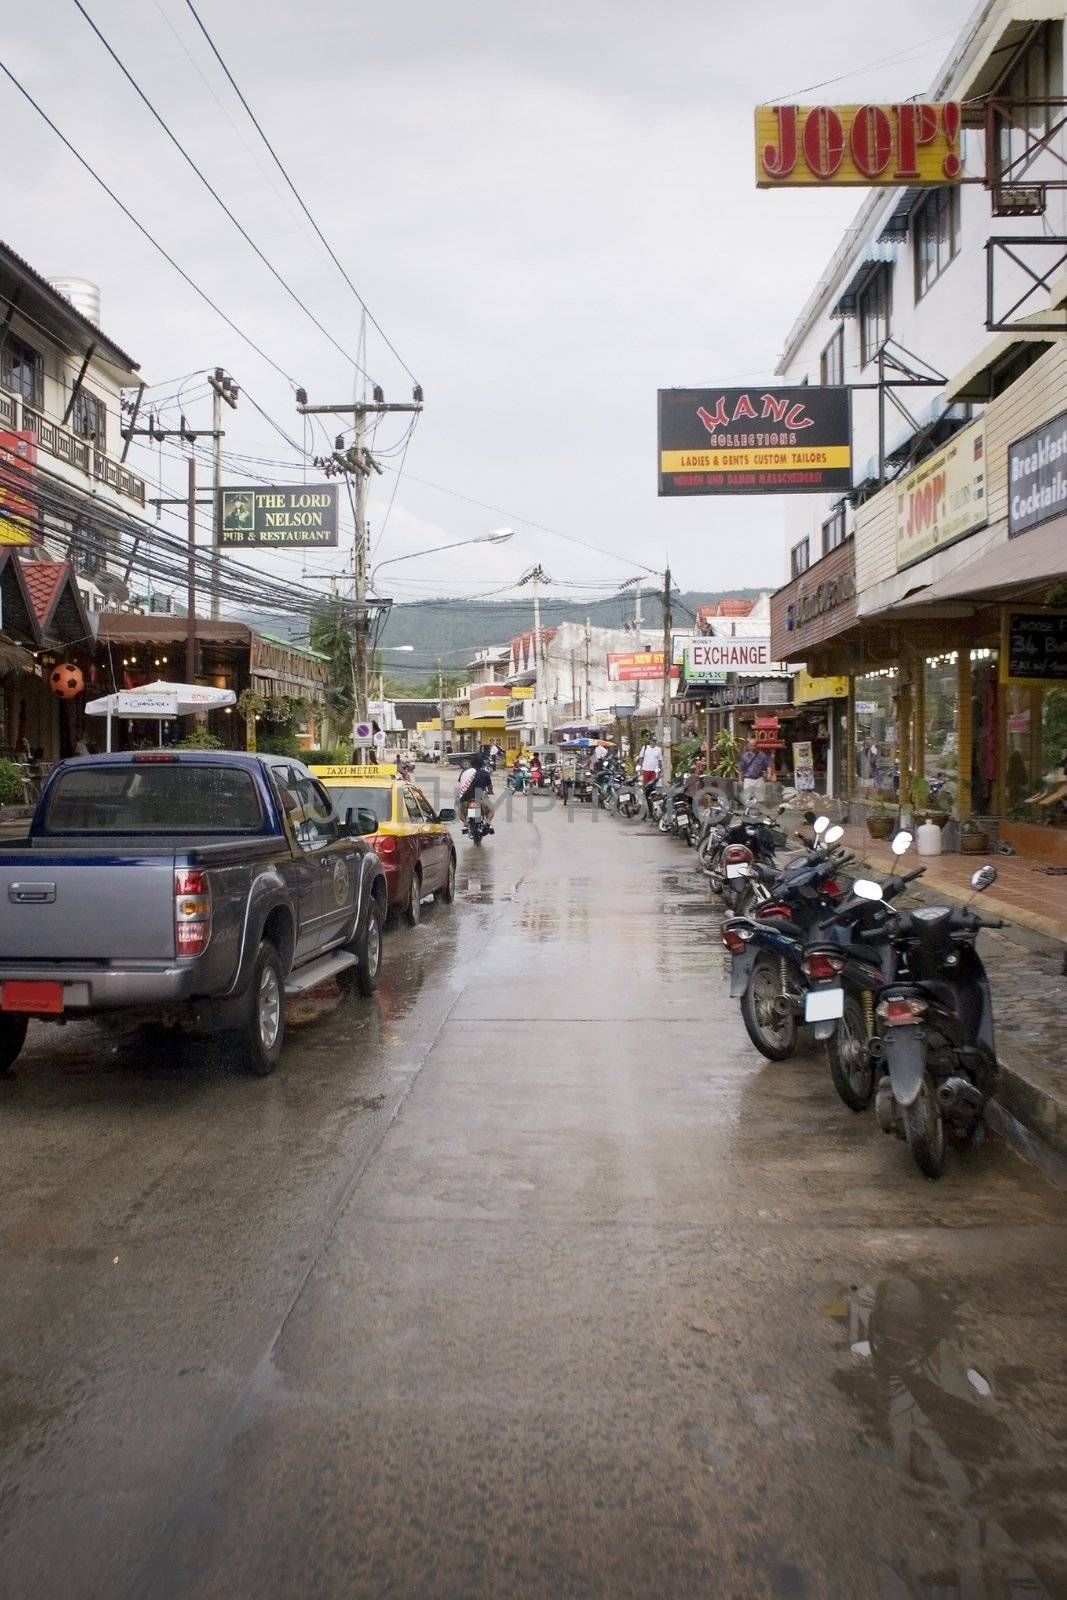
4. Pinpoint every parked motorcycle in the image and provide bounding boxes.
[721,823,851,1060]
[704,807,790,912]
[800,832,926,1110]
[855,865,1002,1178]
